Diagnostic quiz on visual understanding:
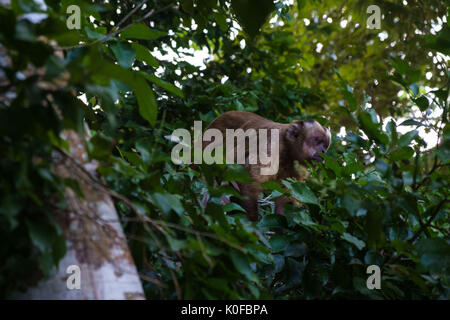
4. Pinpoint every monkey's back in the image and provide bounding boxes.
[205,111,284,133]
[202,111,290,180]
